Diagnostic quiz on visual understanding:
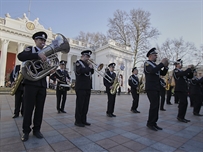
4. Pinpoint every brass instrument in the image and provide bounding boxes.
[165,72,170,90]
[21,33,70,81]
[110,64,125,95]
[10,71,23,96]
[110,71,120,94]
[88,60,113,83]
[137,74,144,94]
